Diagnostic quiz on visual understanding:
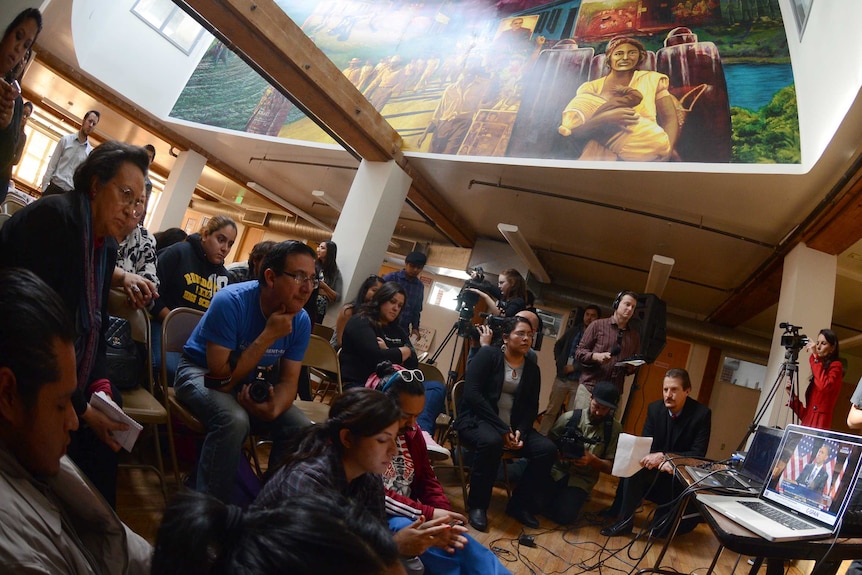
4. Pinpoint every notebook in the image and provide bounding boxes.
[686,426,783,493]
[698,425,862,542]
